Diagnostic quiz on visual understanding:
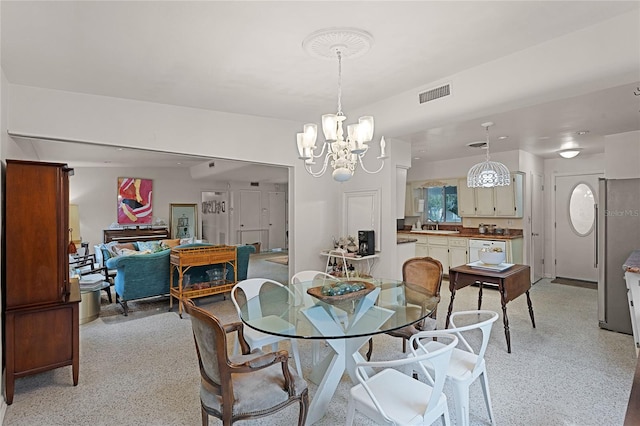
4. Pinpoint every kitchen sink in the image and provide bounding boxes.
[410,230,460,234]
